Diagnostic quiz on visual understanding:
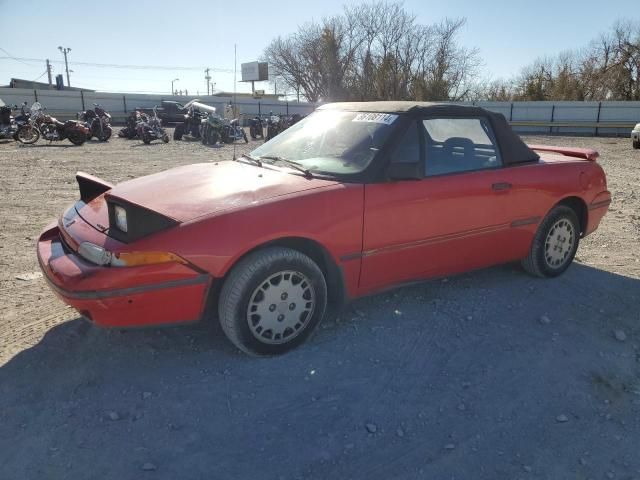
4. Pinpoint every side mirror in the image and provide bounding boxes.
[386,162,422,181]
